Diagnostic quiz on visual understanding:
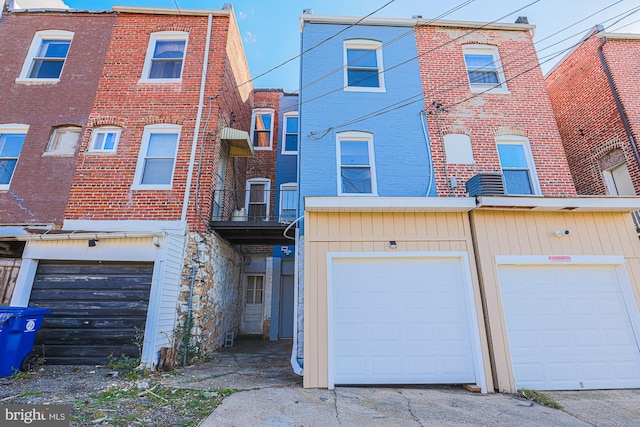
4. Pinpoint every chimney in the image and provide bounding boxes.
[515,16,529,24]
